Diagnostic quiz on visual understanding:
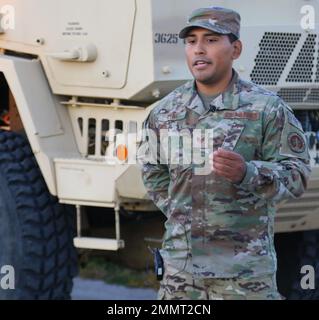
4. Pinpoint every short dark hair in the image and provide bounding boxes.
[227,34,238,43]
